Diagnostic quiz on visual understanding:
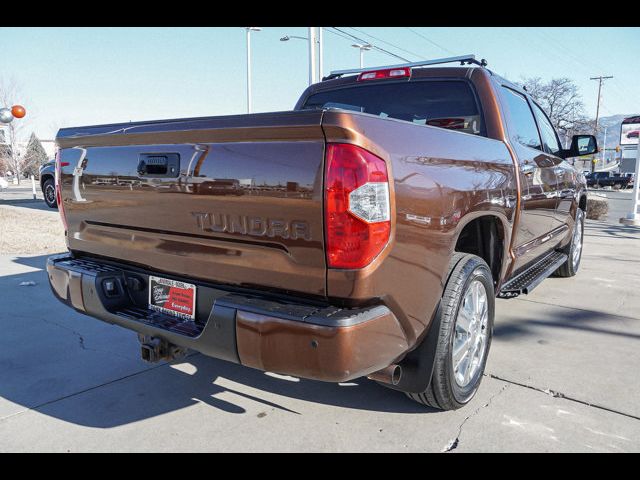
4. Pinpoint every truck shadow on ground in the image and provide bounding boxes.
[0,255,432,429]
[37,354,434,428]
[494,296,639,342]
[0,198,52,212]
[584,221,640,240]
